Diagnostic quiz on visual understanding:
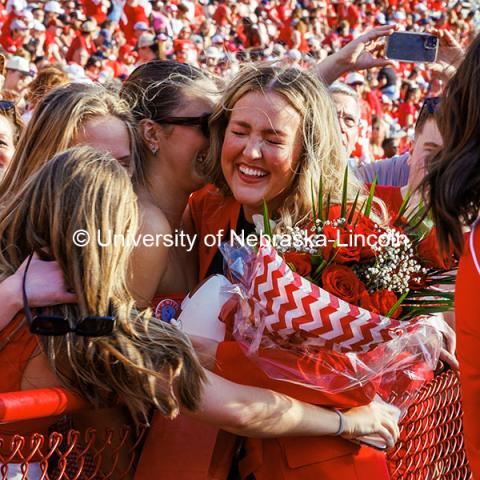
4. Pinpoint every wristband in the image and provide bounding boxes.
[334,409,344,436]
